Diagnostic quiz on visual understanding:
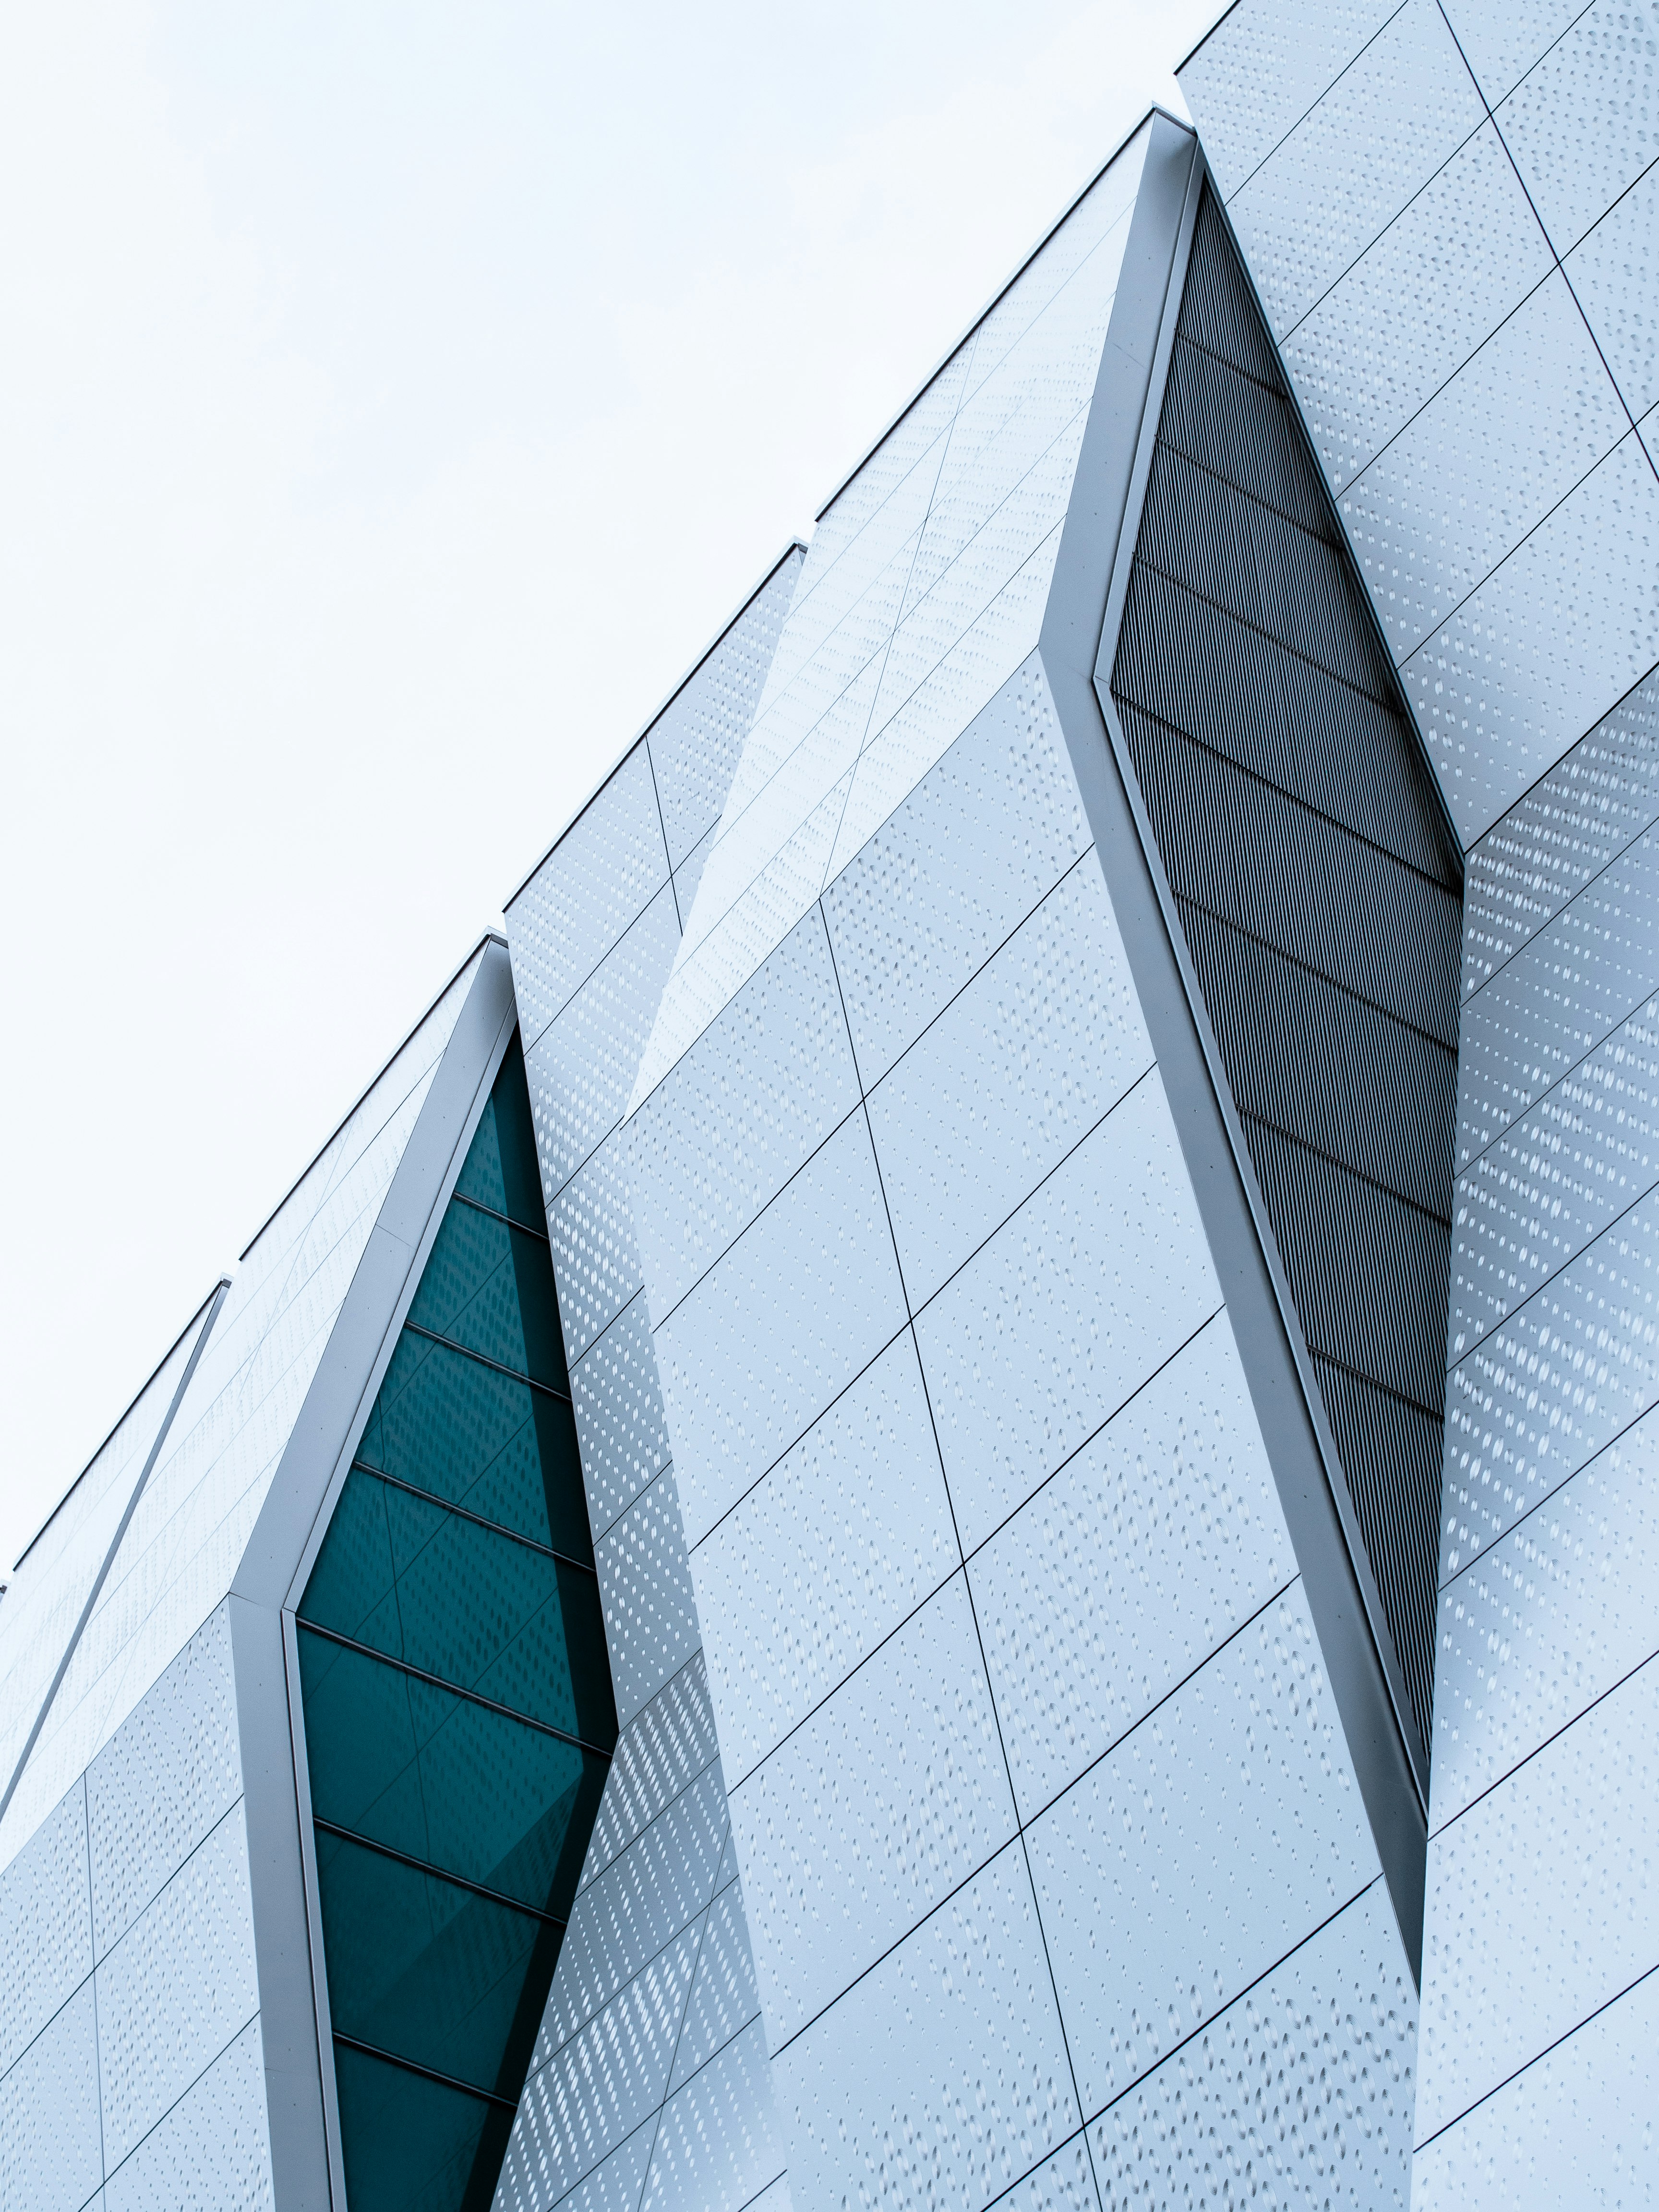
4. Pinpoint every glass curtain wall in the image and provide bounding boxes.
[296,1035,615,2212]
